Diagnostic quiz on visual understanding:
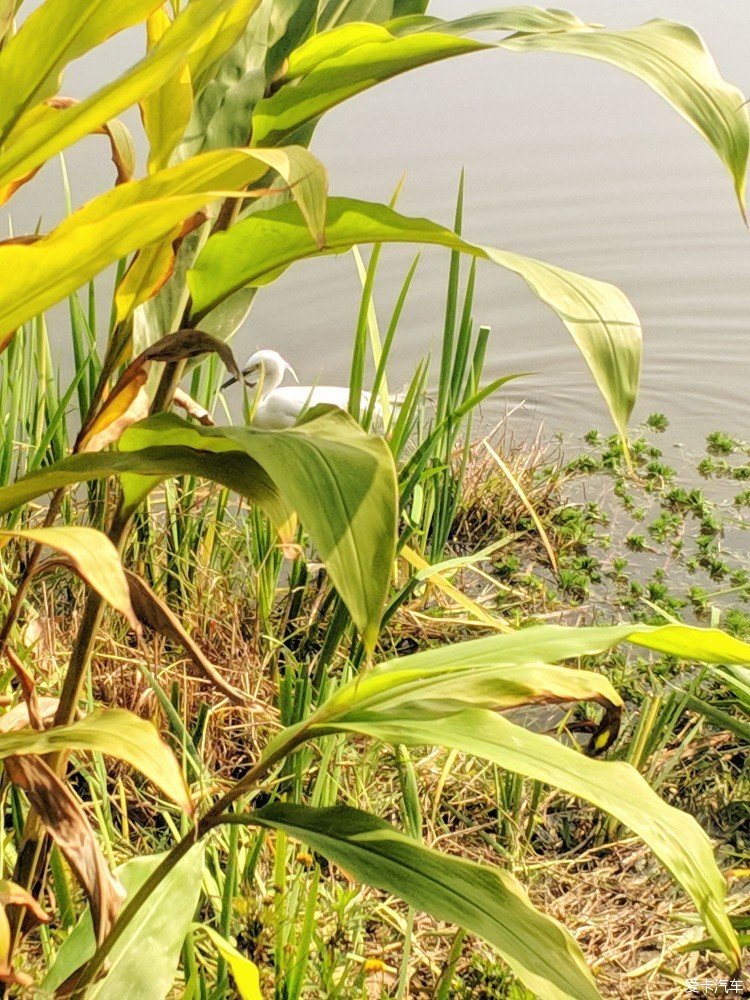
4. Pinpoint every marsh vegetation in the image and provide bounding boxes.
[0,3,748,998]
